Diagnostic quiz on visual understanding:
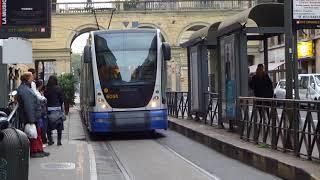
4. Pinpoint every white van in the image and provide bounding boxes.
[274,74,320,100]
[298,74,320,100]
